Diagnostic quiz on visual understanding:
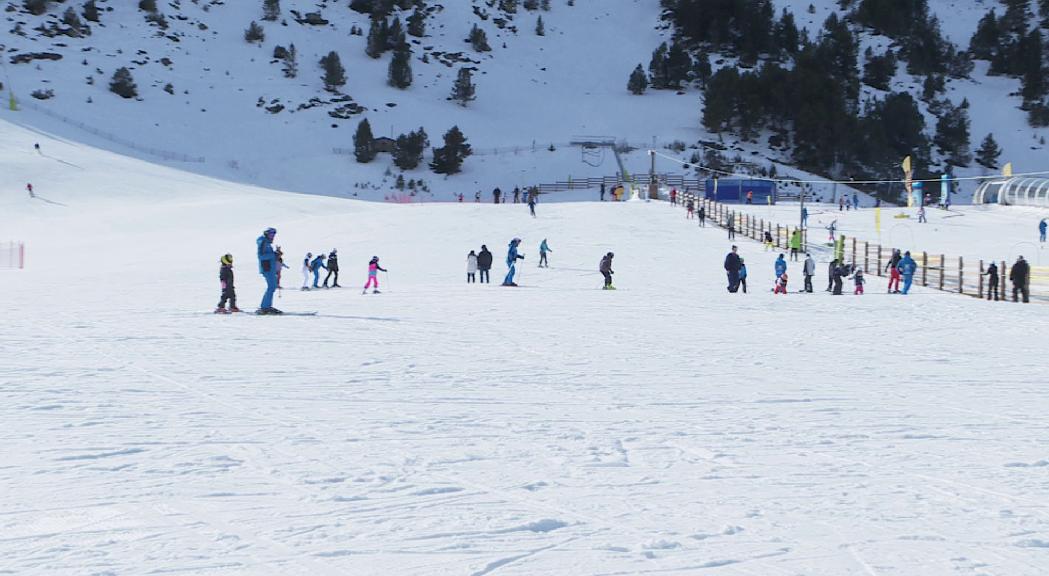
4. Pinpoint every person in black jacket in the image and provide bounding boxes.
[724,245,742,293]
[1010,256,1030,303]
[477,245,493,283]
[983,261,999,301]
[826,258,838,292]
[831,262,847,295]
[215,254,239,313]
[323,249,340,288]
